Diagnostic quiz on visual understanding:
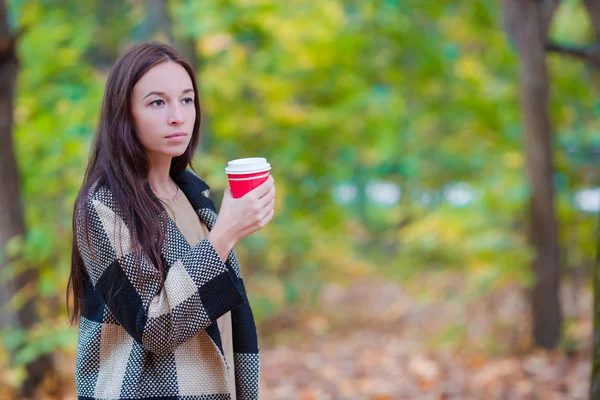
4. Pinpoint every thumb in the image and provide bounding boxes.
[219,188,232,212]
